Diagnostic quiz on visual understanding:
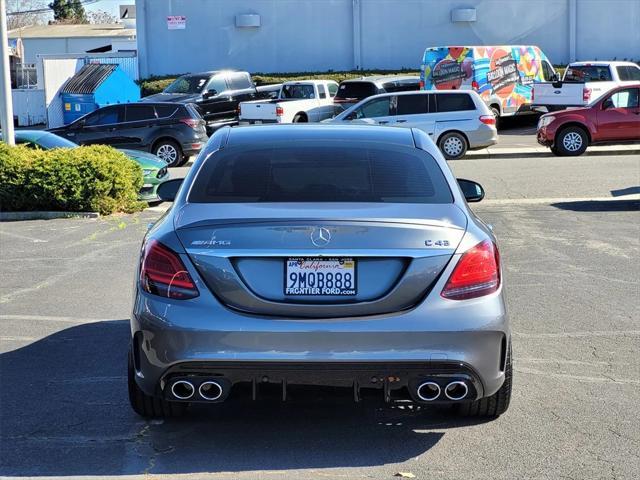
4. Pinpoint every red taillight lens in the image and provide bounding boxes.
[583,88,591,102]
[419,80,425,89]
[441,240,500,300]
[140,240,199,300]
[479,115,496,125]
[179,118,199,129]
[471,80,479,90]
[275,106,284,116]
